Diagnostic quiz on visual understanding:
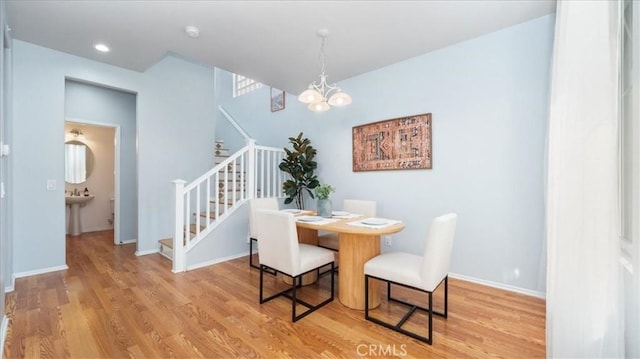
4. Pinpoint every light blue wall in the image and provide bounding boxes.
[137,56,216,253]
[11,40,216,272]
[65,80,137,242]
[217,15,554,293]
[11,40,143,273]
